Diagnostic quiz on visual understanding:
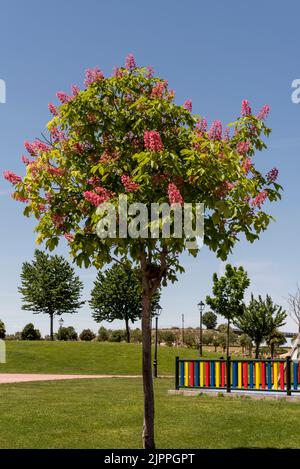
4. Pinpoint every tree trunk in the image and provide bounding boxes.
[141,289,155,449]
[125,318,130,343]
[255,341,260,359]
[226,318,230,357]
[50,313,54,341]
